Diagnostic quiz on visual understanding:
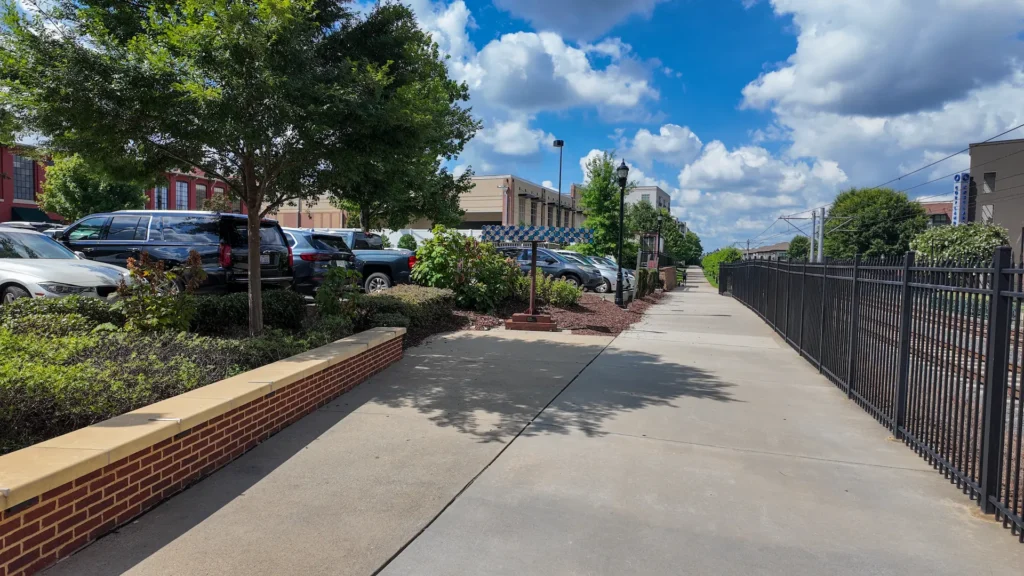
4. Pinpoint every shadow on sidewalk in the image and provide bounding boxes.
[47,332,735,576]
